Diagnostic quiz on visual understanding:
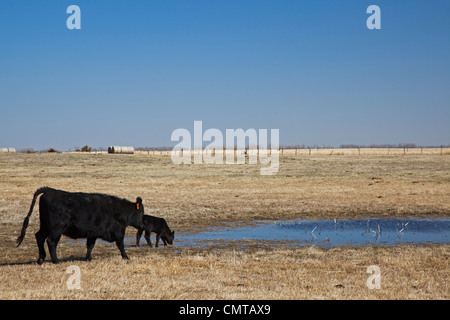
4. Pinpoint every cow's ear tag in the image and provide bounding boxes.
[136,203,140,210]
